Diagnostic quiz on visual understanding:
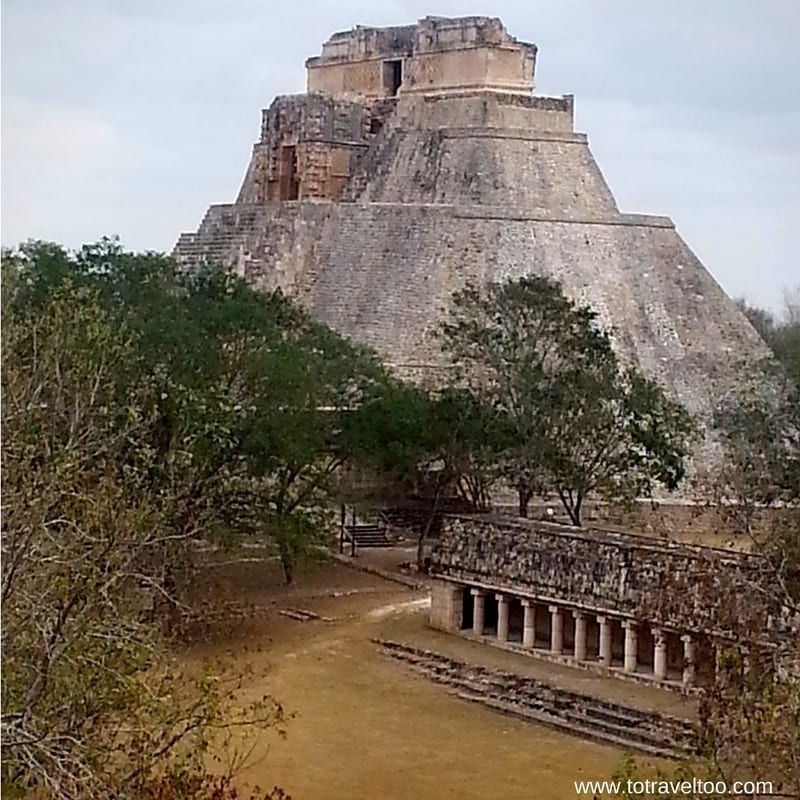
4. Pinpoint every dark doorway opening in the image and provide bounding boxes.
[383,59,403,96]
[507,598,524,643]
[484,593,498,635]
[279,145,299,200]
[461,588,474,630]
